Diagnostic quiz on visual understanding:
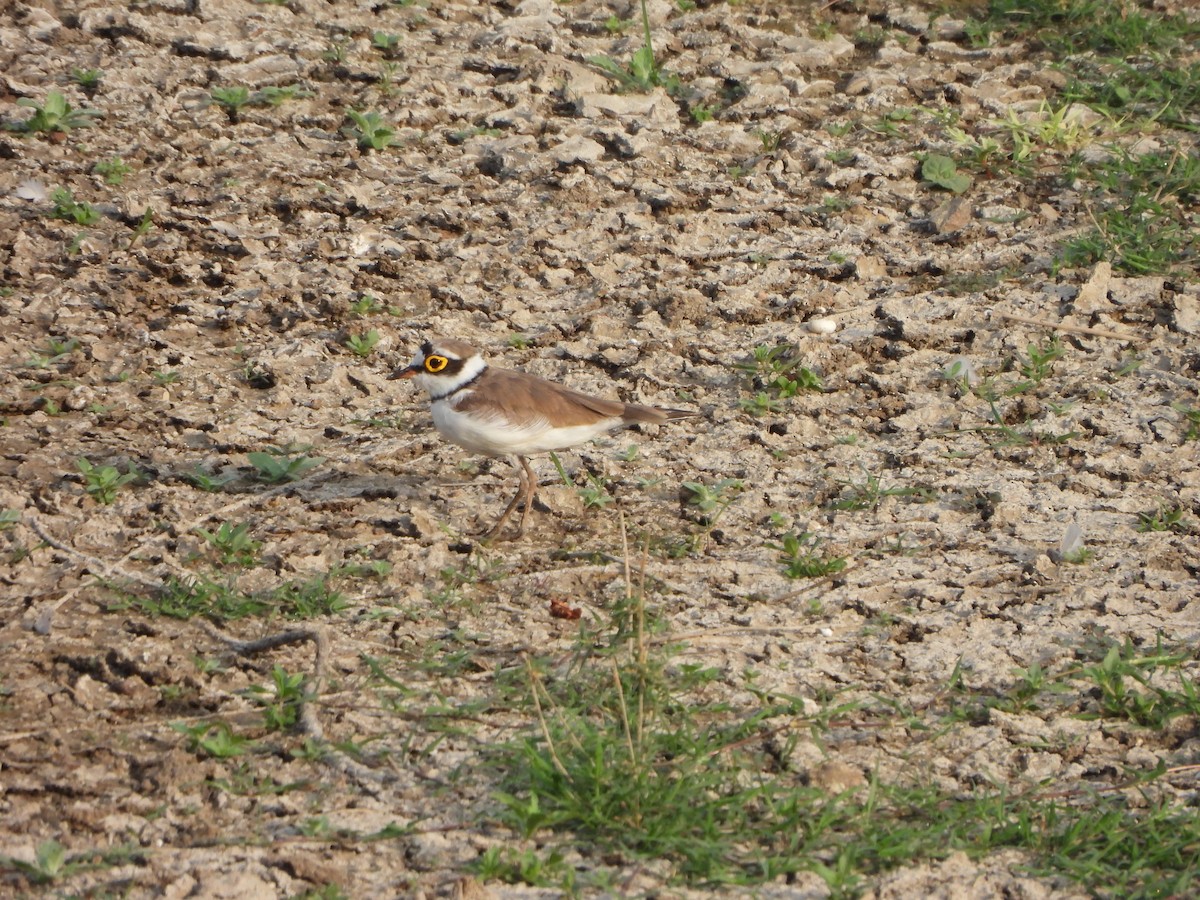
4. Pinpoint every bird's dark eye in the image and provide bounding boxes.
[425,355,449,373]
